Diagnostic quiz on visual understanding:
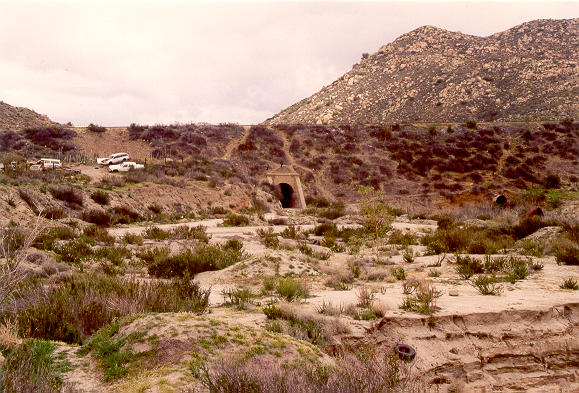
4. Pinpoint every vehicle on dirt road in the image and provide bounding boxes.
[108,161,144,172]
[97,152,130,165]
[36,158,62,170]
